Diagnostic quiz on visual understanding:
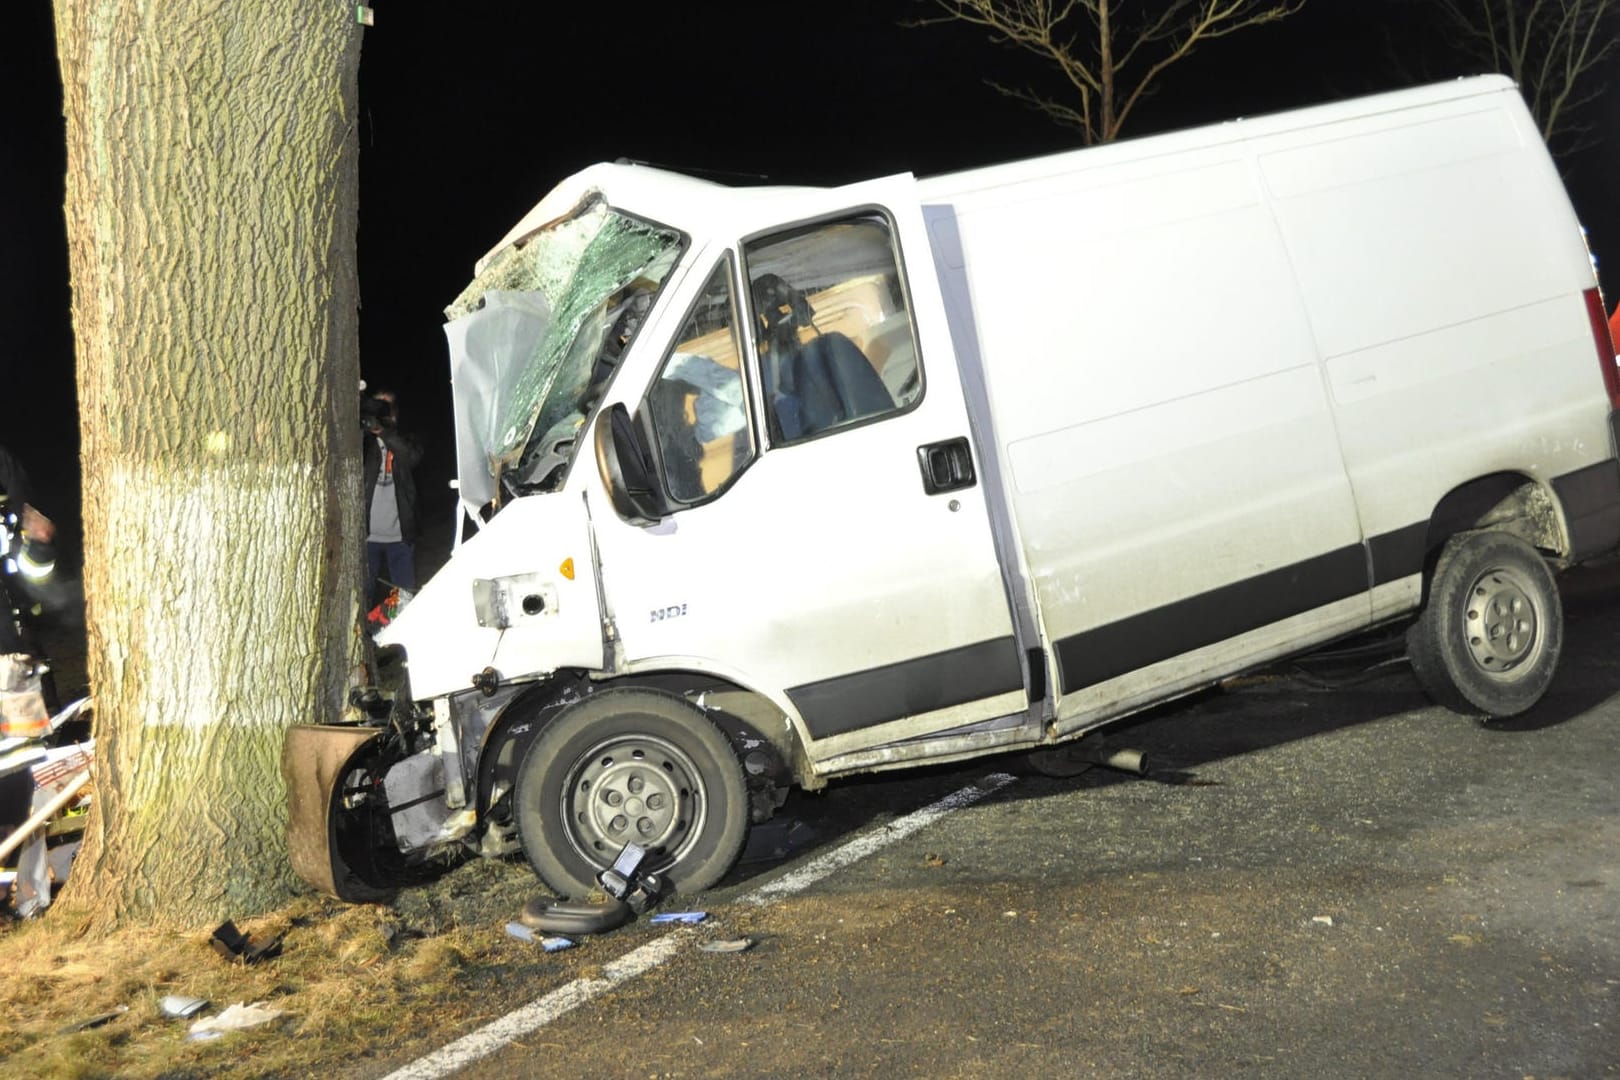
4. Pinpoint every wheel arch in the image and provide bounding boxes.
[1420,472,1568,586]
[472,668,815,829]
